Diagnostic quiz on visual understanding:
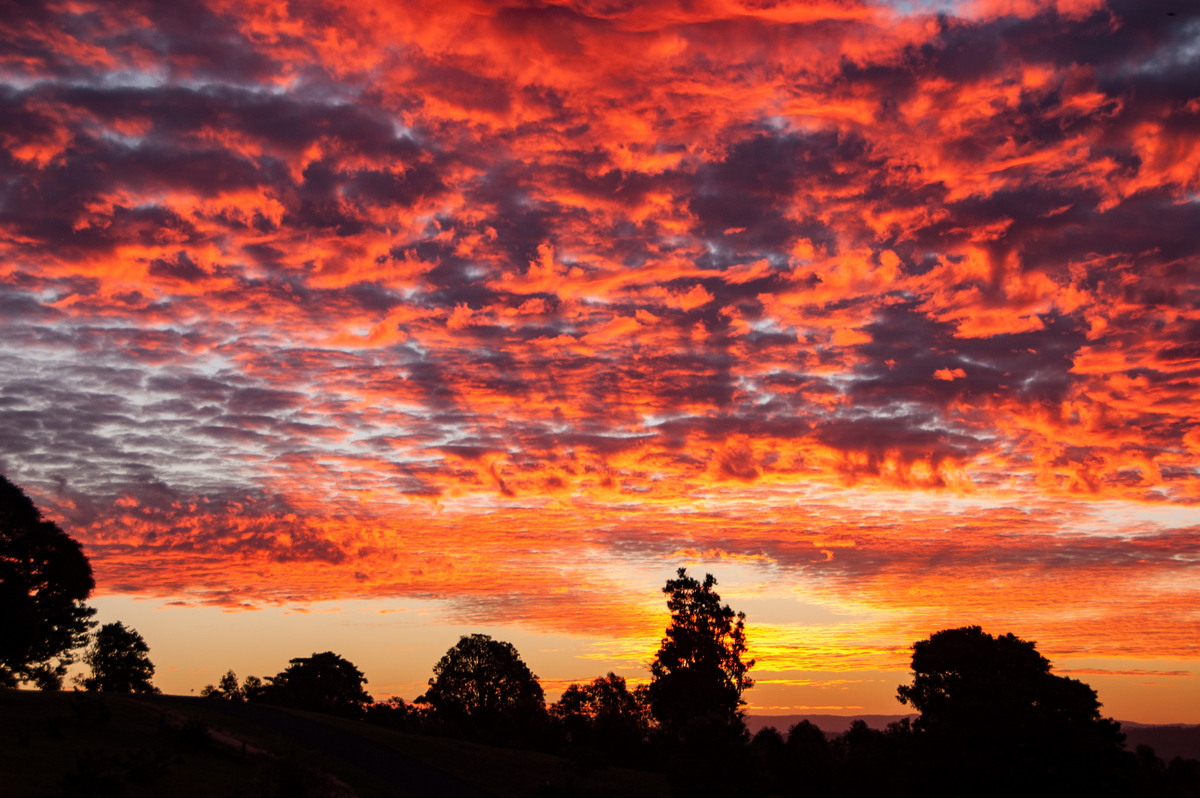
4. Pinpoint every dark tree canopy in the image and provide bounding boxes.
[263,651,372,717]
[553,672,647,730]
[365,696,425,733]
[898,626,1130,795]
[648,569,754,731]
[898,626,1117,734]
[552,672,649,761]
[0,474,96,688]
[82,621,159,694]
[241,674,266,702]
[419,633,546,739]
